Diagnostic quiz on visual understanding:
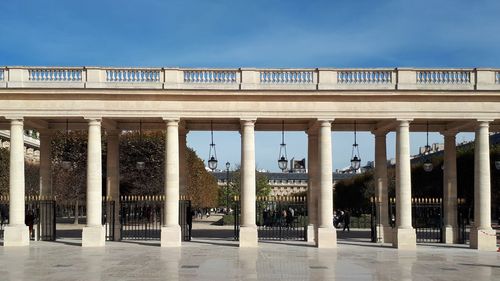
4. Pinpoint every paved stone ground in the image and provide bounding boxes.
[1,237,499,281]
